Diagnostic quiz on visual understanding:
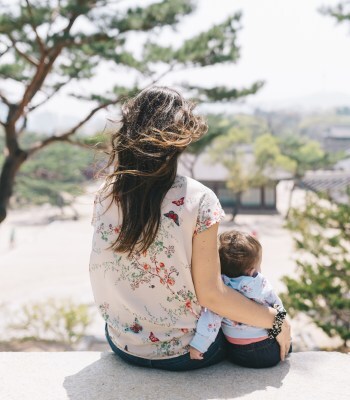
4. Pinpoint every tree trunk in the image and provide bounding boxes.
[189,154,199,179]
[231,192,241,222]
[179,153,198,179]
[0,151,27,223]
[285,180,297,219]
